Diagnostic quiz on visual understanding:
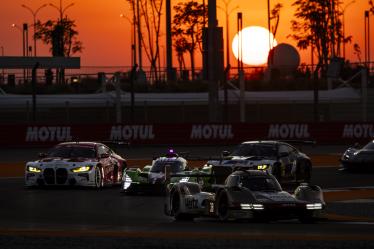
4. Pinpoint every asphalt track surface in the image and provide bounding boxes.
[1,146,374,249]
